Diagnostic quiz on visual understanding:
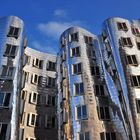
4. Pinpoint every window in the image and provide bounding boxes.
[136,99,140,113]
[21,90,27,100]
[45,115,56,128]
[47,95,56,106]
[84,36,93,44]
[29,92,38,104]
[136,42,140,50]
[1,66,14,78]
[70,32,79,42]
[20,112,26,125]
[31,74,39,85]
[117,22,128,31]
[47,77,56,87]
[100,132,116,140]
[73,63,82,75]
[71,46,80,57]
[36,115,42,127]
[91,66,100,76]
[78,132,90,140]
[24,55,31,65]
[97,106,110,120]
[132,27,140,36]
[76,105,88,120]
[0,93,10,107]
[27,113,37,127]
[74,82,84,95]
[33,58,43,69]
[7,26,20,38]
[0,124,8,140]
[4,44,18,57]
[121,37,133,47]
[26,138,36,140]
[131,75,140,87]
[127,55,138,65]
[47,61,56,71]
[95,85,105,96]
